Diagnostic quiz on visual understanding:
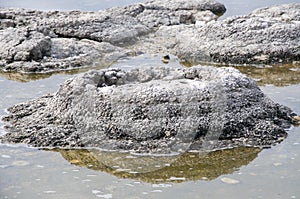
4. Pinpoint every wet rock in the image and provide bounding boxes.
[0,0,225,73]
[0,28,51,62]
[1,2,299,72]
[0,28,128,72]
[174,3,300,64]
[132,0,225,28]
[0,66,296,153]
